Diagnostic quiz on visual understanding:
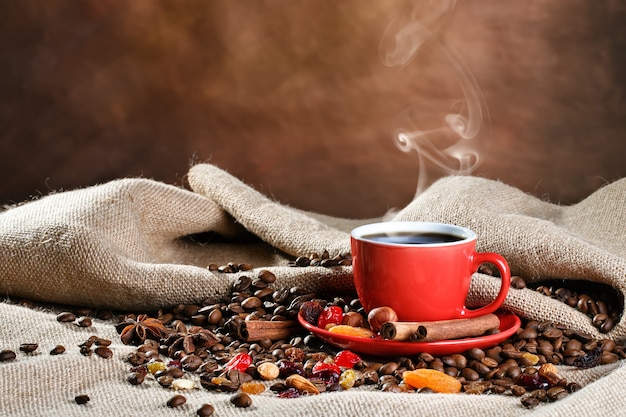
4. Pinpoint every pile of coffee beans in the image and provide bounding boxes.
[2,258,624,412]
[107,263,623,410]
